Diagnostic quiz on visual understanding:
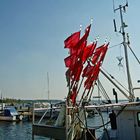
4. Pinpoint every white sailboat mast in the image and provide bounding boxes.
[47,72,50,100]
